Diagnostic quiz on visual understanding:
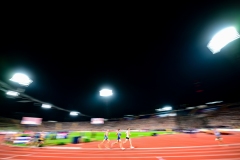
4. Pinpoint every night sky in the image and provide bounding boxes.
[0,3,240,121]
